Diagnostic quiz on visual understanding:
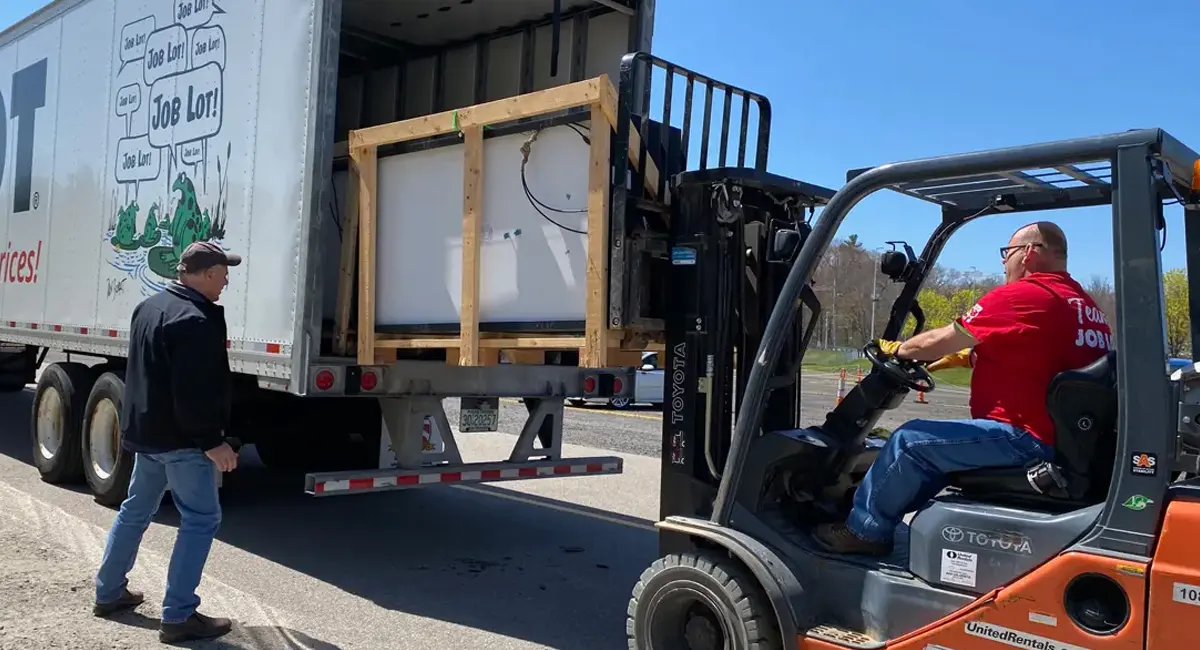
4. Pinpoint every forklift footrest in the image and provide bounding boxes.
[805,624,884,649]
